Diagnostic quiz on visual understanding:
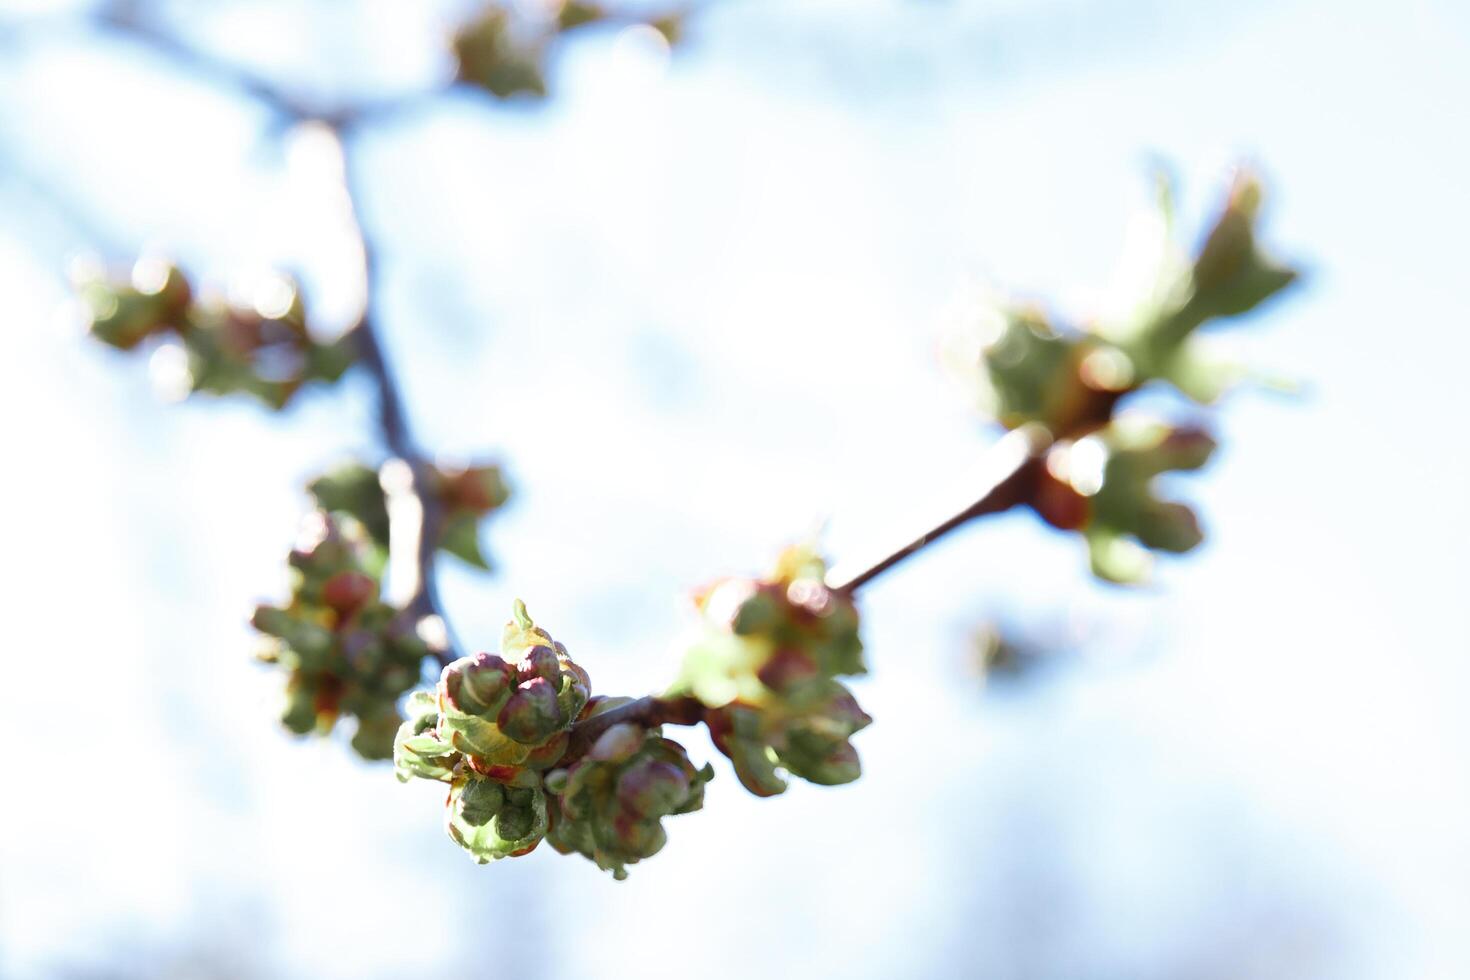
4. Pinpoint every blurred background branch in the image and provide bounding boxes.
[91,0,428,128]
